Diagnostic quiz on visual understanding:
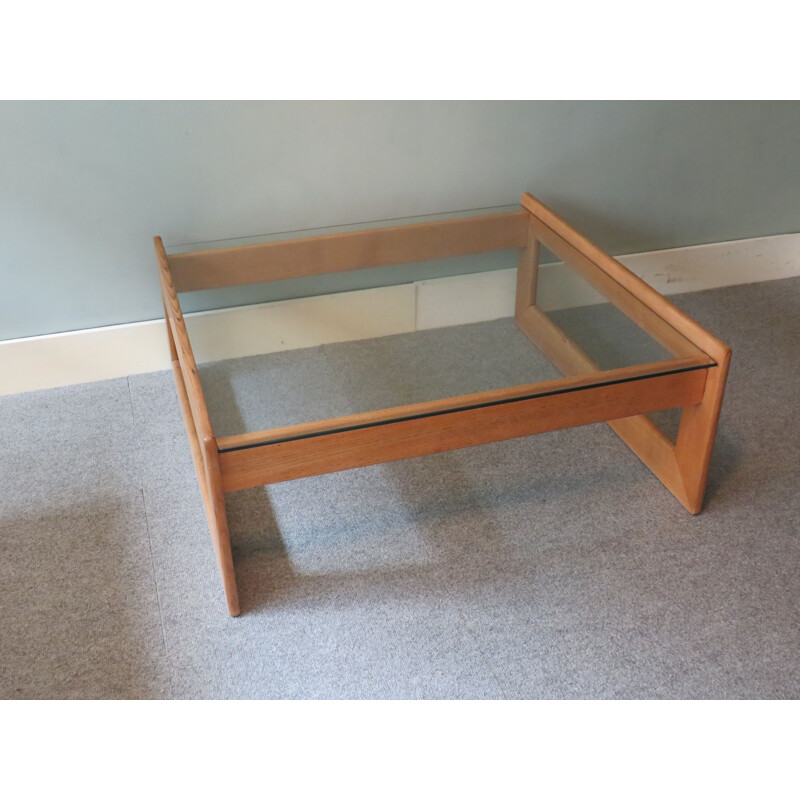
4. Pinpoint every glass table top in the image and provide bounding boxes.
[166,204,715,447]
[165,204,523,254]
